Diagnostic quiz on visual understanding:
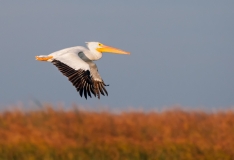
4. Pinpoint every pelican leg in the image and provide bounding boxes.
[35,55,53,61]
